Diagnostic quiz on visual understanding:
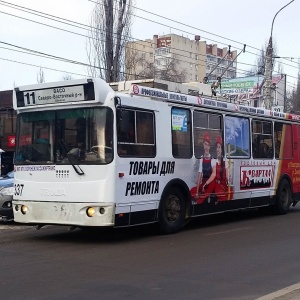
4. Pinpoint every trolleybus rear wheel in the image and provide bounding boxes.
[274,179,291,215]
[158,187,186,234]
